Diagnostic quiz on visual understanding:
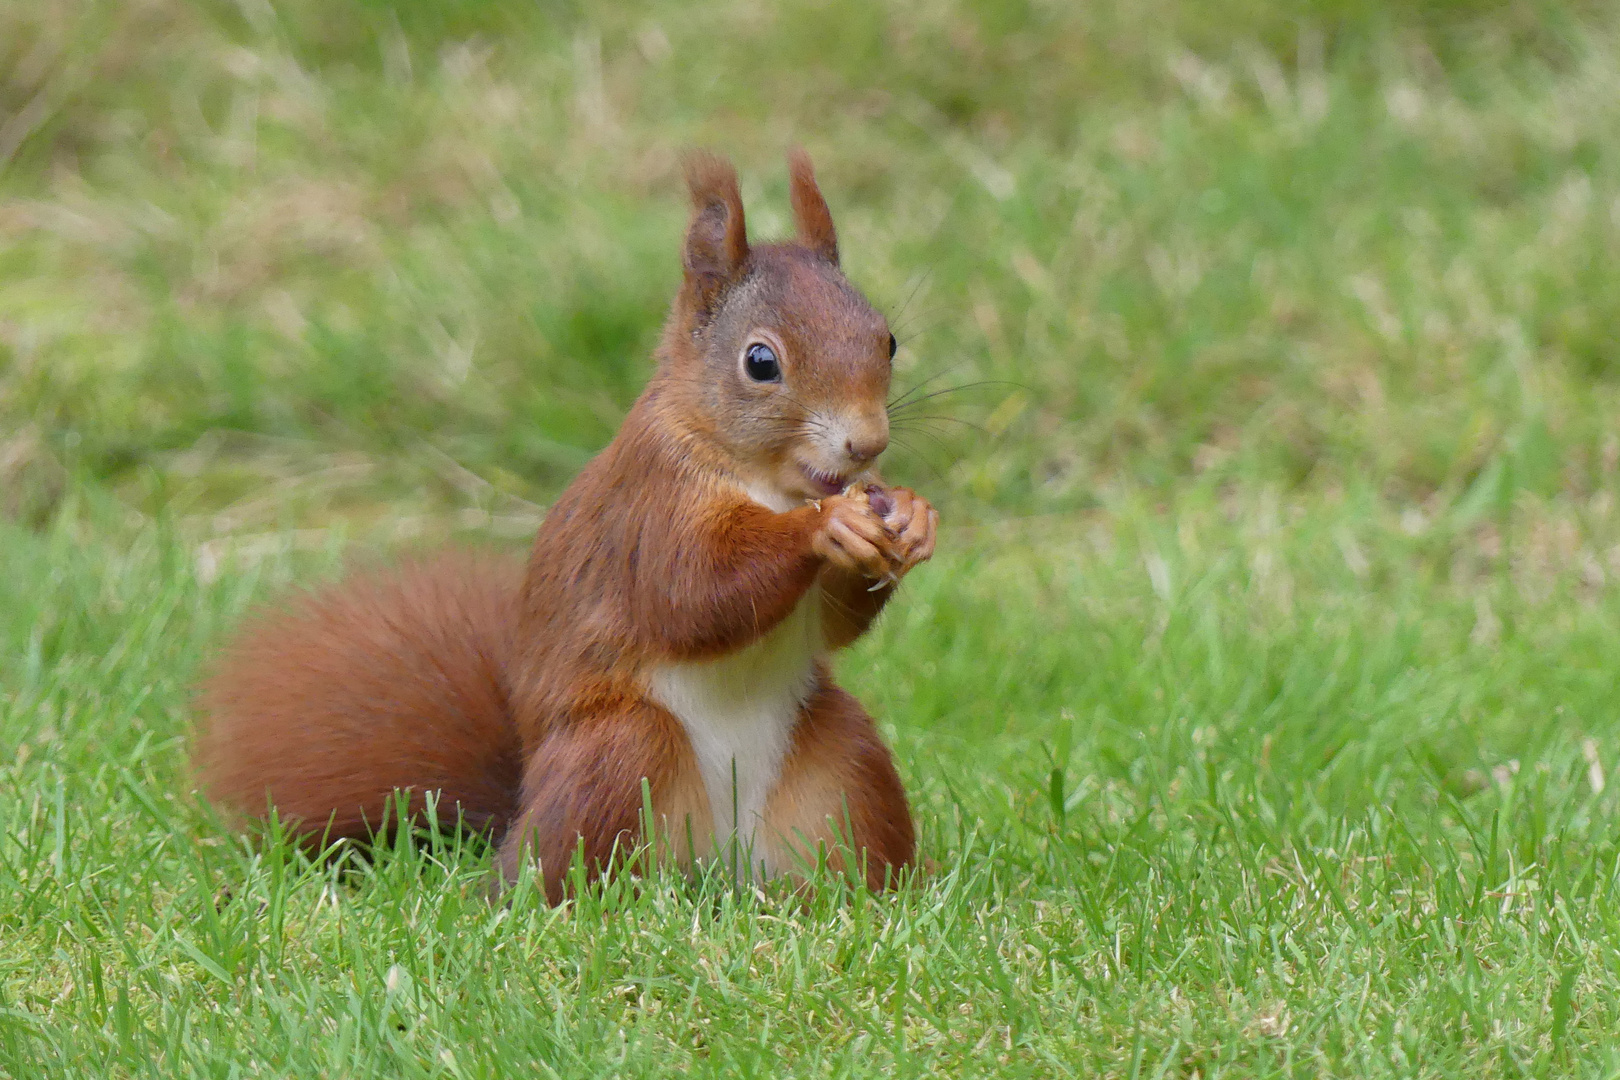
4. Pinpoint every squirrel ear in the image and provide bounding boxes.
[787,148,838,266]
[680,151,749,316]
